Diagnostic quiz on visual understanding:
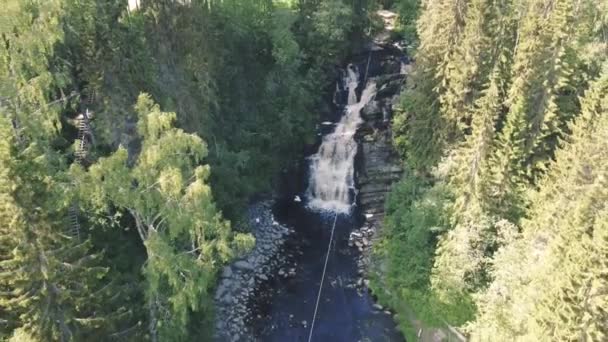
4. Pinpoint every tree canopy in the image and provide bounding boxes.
[0,0,368,340]
[375,0,608,340]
